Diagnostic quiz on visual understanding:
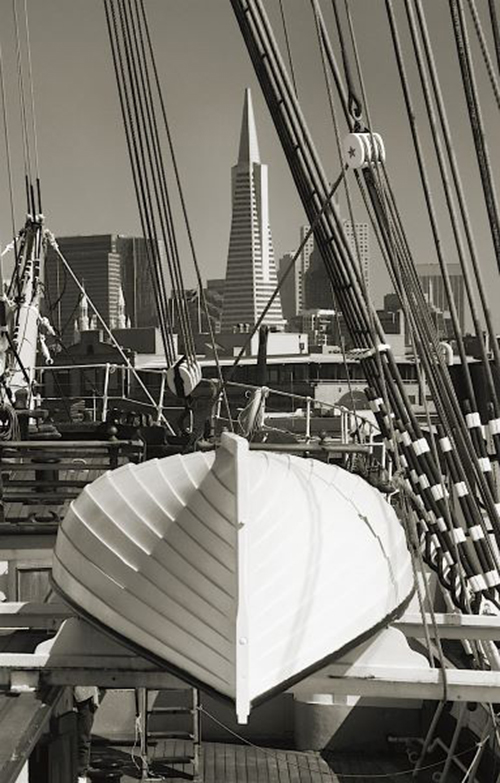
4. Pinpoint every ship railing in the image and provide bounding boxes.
[35,364,388,471]
[215,379,388,473]
[35,363,184,423]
